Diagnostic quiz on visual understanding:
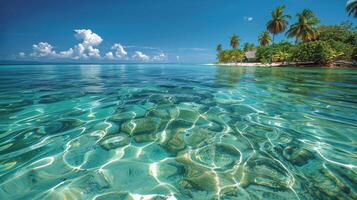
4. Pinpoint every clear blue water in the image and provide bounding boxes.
[0,64,356,200]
